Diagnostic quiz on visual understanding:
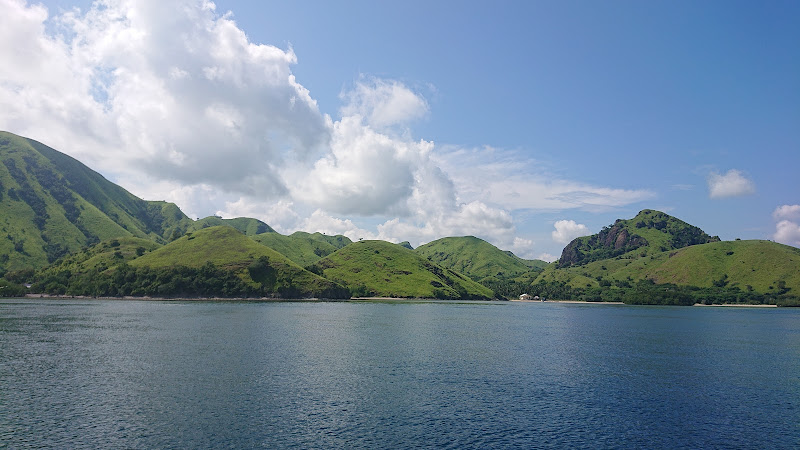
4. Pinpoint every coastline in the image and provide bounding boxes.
[693,303,777,308]
[510,299,624,305]
[15,294,782,307]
